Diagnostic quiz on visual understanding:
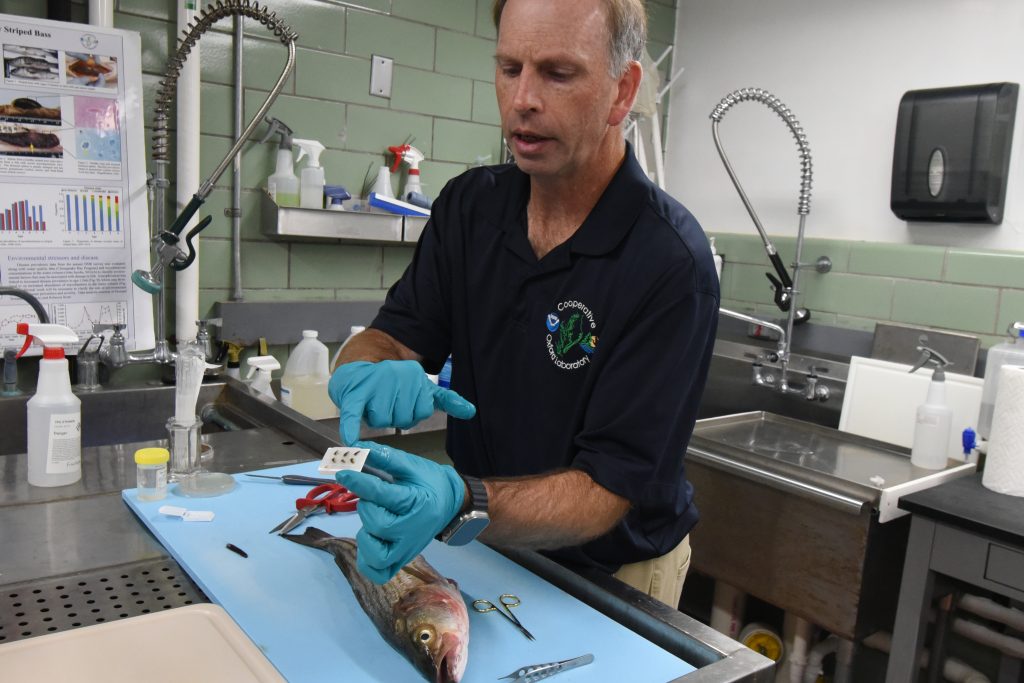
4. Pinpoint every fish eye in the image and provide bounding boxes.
[417,627,434,643]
